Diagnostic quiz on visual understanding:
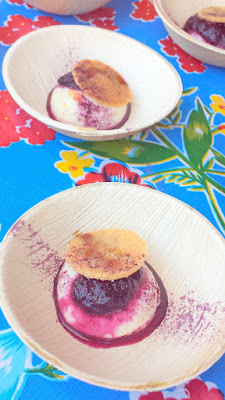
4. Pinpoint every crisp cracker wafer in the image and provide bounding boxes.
[66,229,146,280]
[72,60,131,108]
[198,7,225,23]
